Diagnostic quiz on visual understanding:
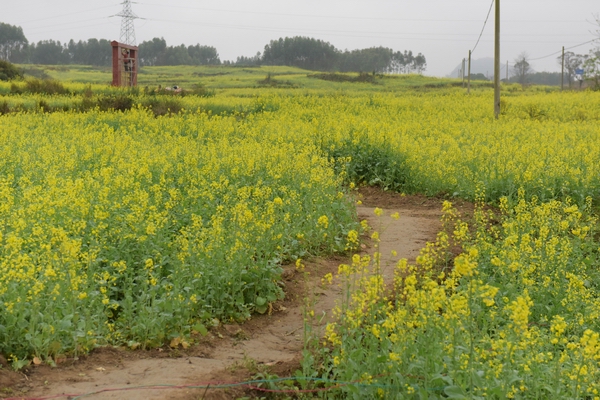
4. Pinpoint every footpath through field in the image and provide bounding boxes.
[7,189,469,400]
